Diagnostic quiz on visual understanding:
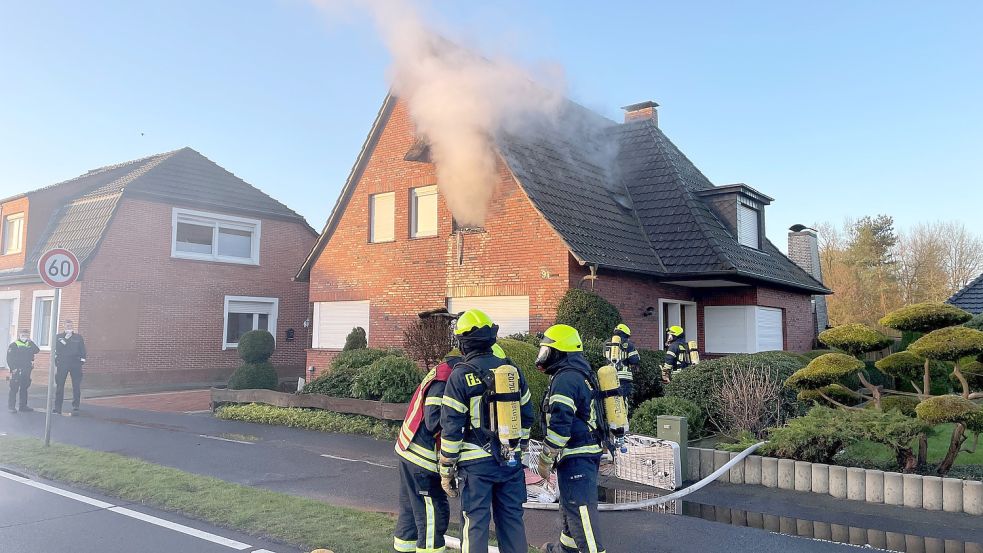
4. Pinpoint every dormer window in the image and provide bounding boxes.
[737,202,760,249]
